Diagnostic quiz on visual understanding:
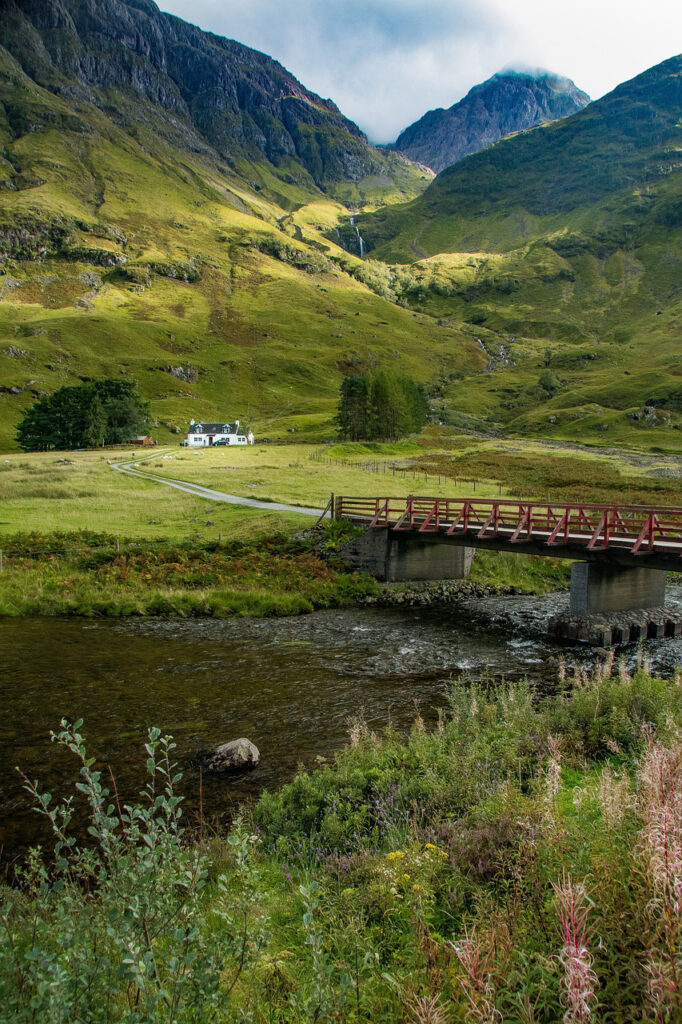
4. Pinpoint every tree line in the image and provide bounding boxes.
[16,379,149,451]
[336,369,429,441]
